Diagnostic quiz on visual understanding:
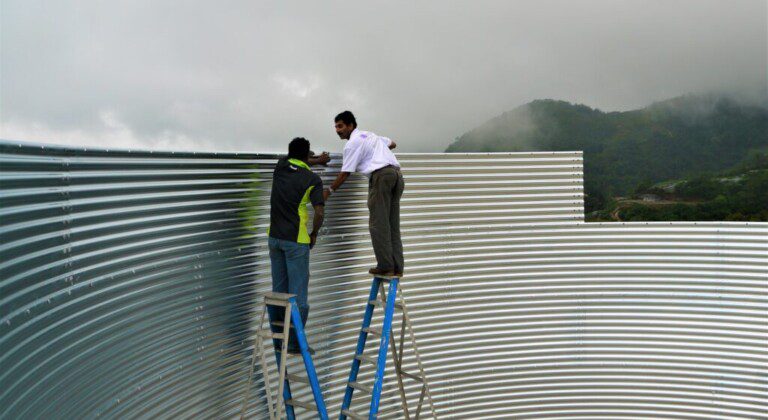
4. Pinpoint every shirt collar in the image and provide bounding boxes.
[349,128,361,140]
[288,158,310,170]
